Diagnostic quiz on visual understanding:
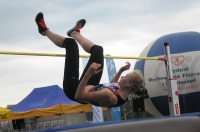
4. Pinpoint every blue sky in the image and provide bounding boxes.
[1,0,200,107]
